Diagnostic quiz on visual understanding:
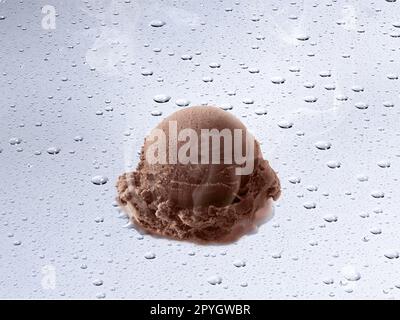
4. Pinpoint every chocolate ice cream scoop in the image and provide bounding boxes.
[116,106,280,242]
